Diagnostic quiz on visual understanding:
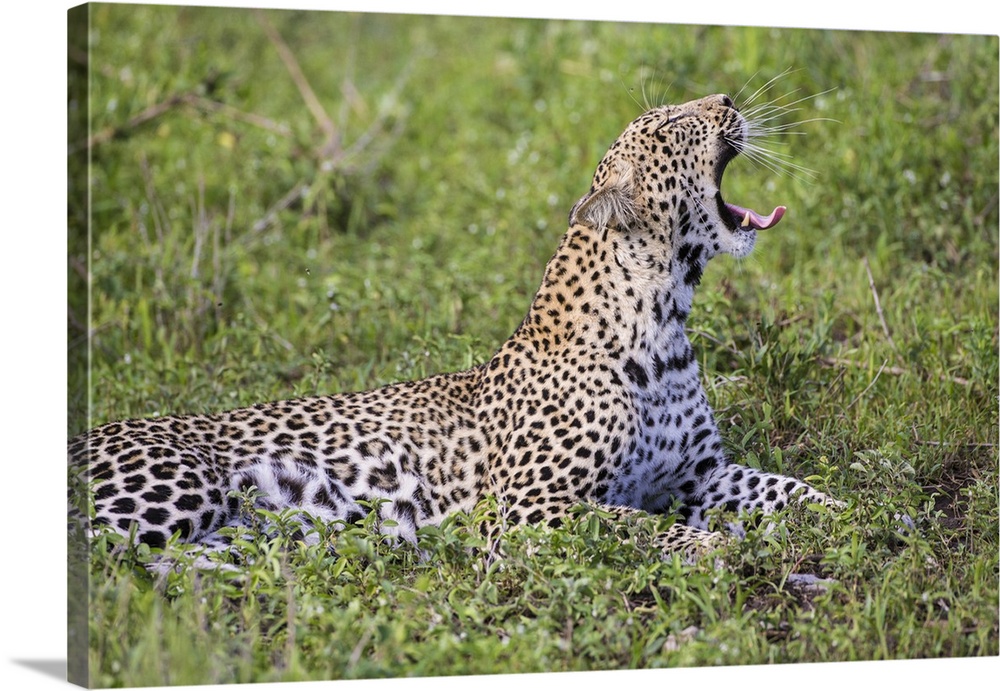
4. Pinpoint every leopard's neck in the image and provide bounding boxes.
[513,224,707,386]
